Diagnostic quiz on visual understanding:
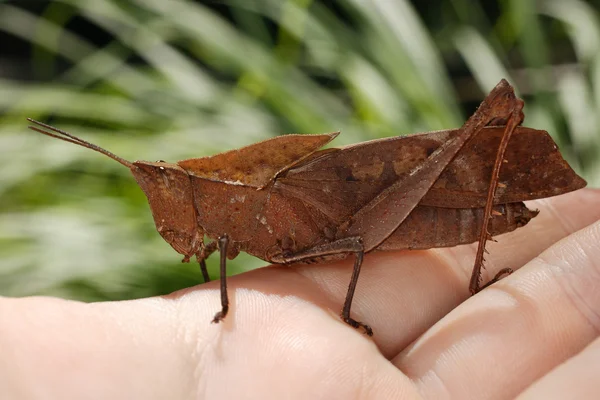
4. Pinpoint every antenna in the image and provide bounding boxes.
[27,118,134,169]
